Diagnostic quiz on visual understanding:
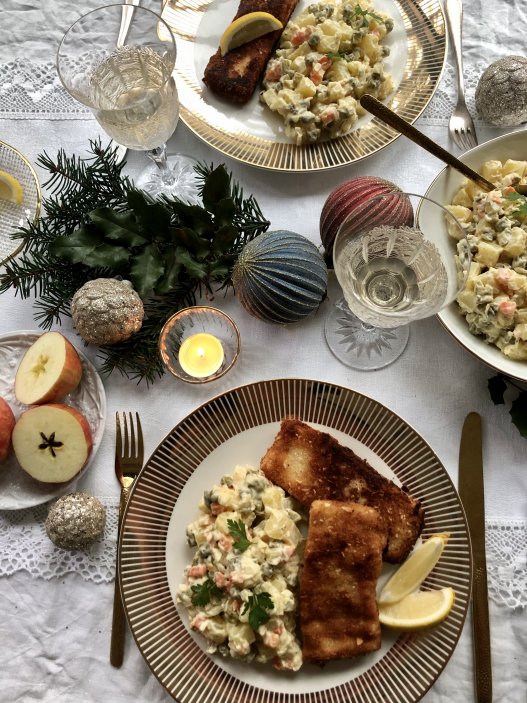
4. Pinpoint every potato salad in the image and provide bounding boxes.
[260,0,394,144]
[446,159,527,360]
[177,465,305,671]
